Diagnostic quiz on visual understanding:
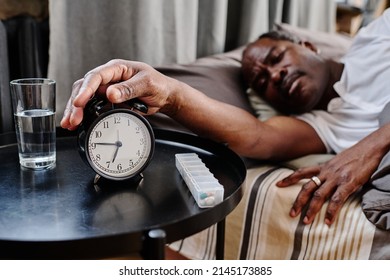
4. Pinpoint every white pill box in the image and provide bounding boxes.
[175,153,224,208]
